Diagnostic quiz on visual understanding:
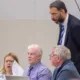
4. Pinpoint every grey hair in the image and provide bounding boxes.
[28,44,43,56]
[54,45,71,61]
